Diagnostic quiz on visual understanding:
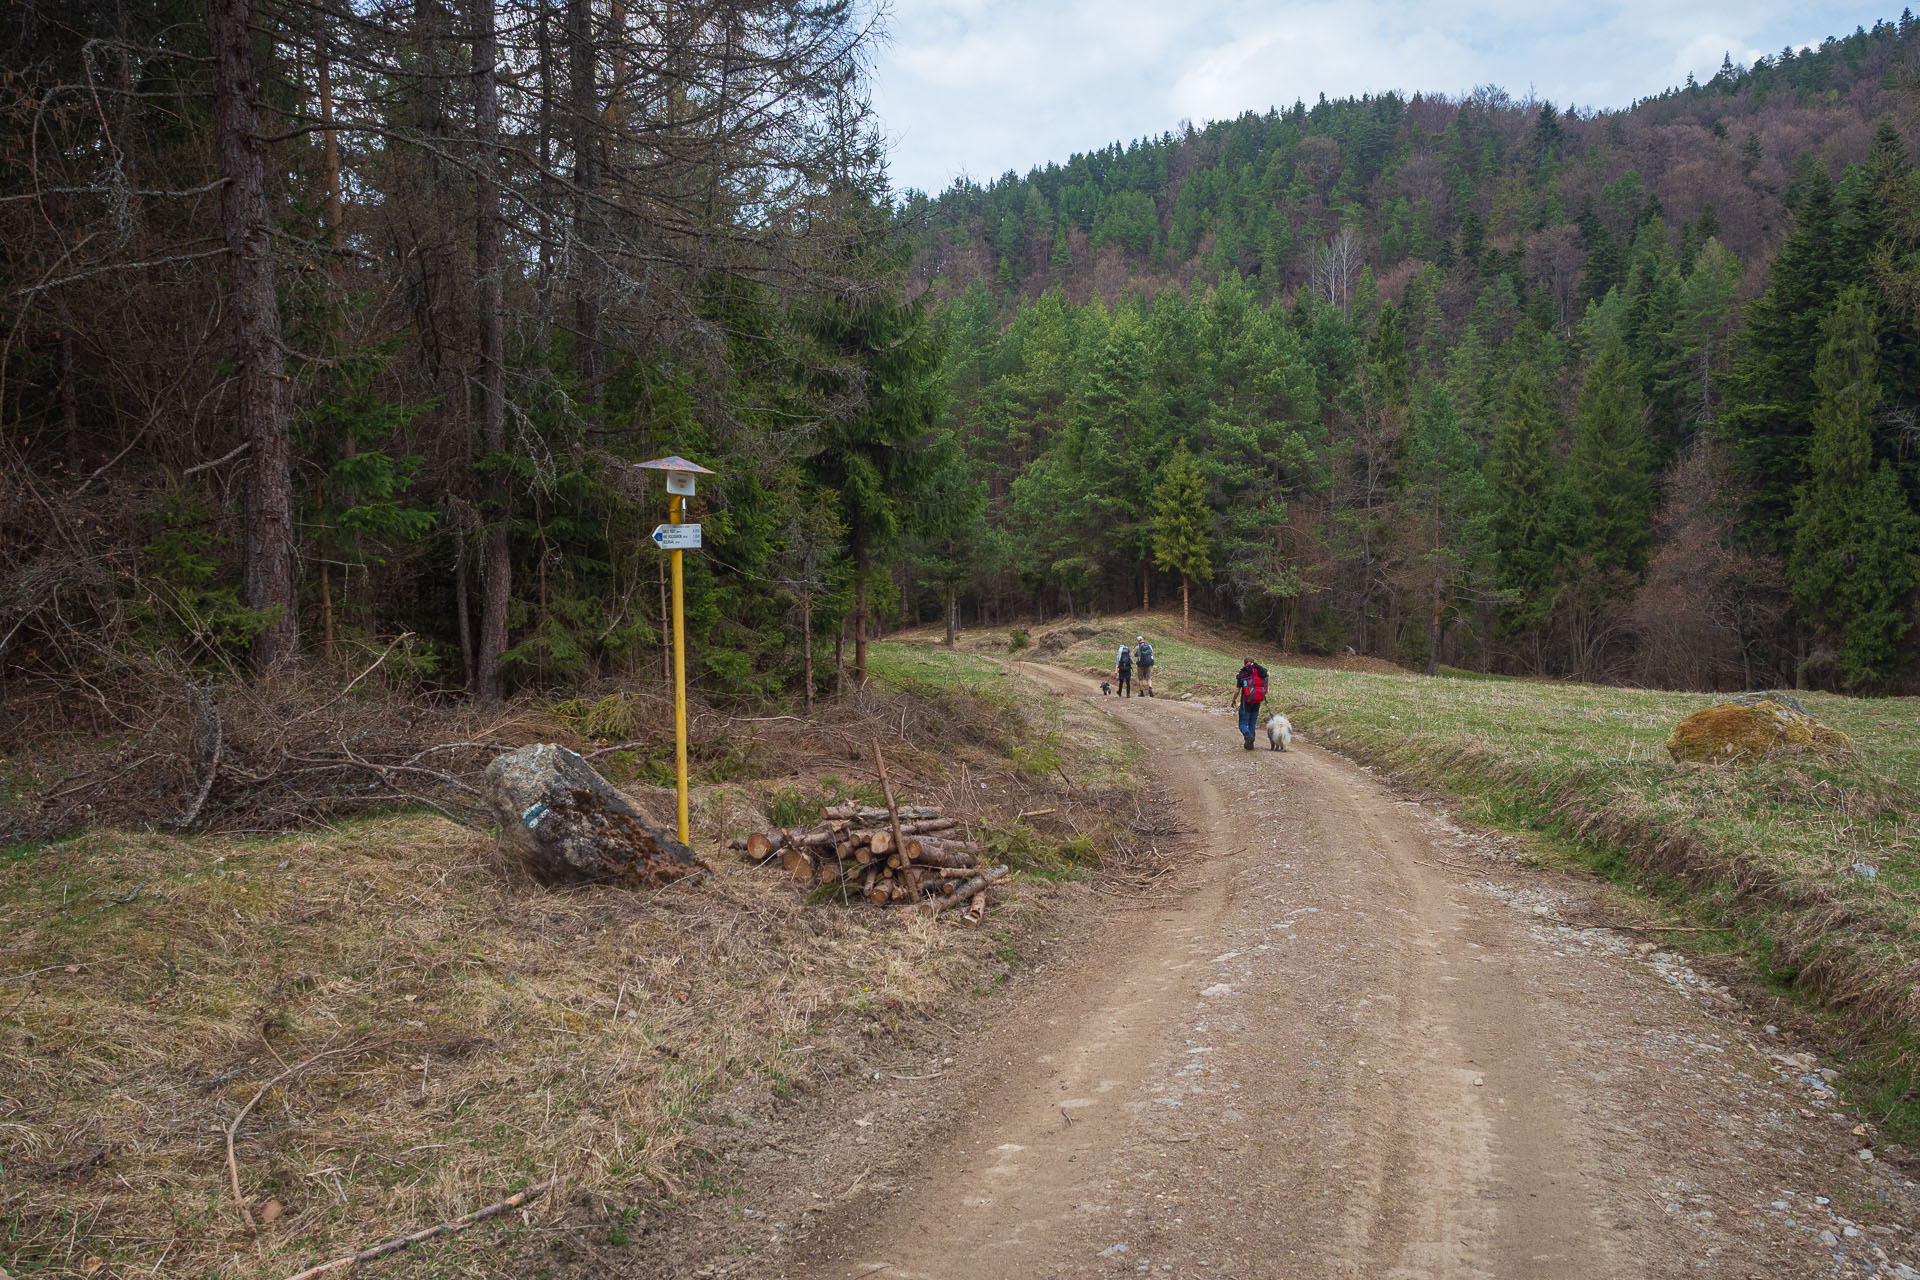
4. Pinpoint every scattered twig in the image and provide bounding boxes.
[227,1039,370,1231]
[180,438,252,476]
[1,958,122,984]
[278,1177,560,1280]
